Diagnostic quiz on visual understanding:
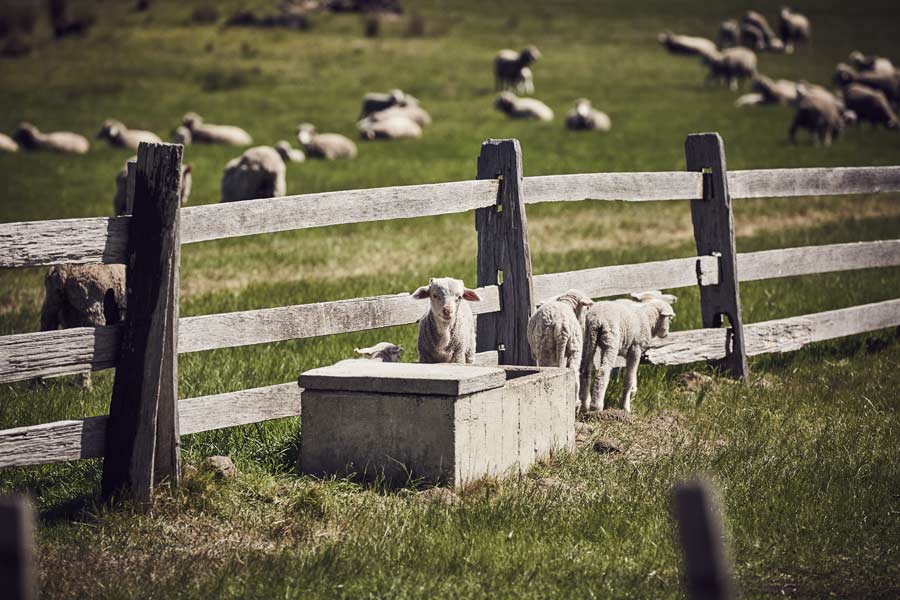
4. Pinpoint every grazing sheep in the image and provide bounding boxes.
[565,98,611,131]
[96,119,162,150]
[358,114,422,140]
[412,277,481,364]
[220,146,286,203]
[354,342,404,362]
[182,112,253,145]
[40,264,127,388]
[840,83,899,130]
[741,10,783,51]
[789,88,851,146]
[849,51,896,77]
[703,47,757,90]
[778,8,810,53]
[579,291,676,413]
[494,91,554,121]
[360,104,433,128]
[113,156,193,216]
[494,46,541,94]
[359,89,409,119]
[0,133,18,152]
[735,75,798,107]
[739,22,767,52]
[657,32,719,60]
[718,19,740,48]
[274,140,306,163]
[834,63,900,108]
[527,289,594,401]
[12,122,89,154]
[296,123,358,159]
[172,126,192,145]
